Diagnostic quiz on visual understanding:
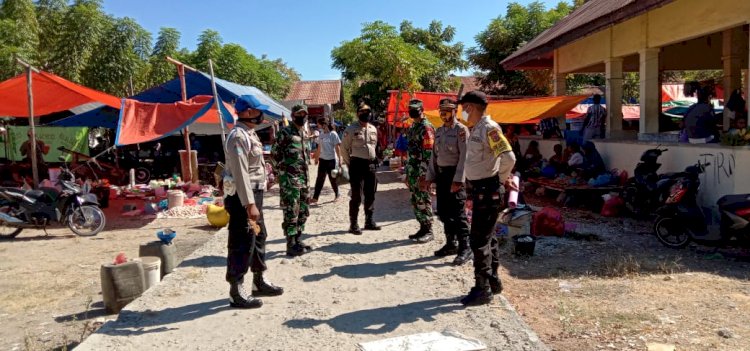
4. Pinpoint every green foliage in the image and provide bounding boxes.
[81,17,151,96]
[399,20,467,92]
[468,1,575,96]
[0,0,39,79]
[35,0,67,69]
[147,27,181,87]
[49,0,106,82]
[192,29,223,72]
